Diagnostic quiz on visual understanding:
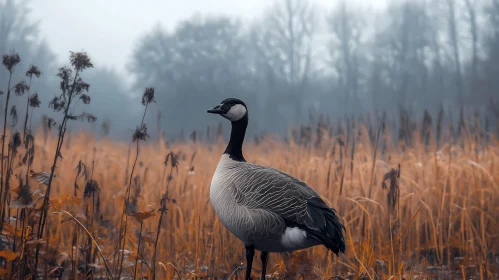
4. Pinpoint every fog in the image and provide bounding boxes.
[1,0,497,142]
